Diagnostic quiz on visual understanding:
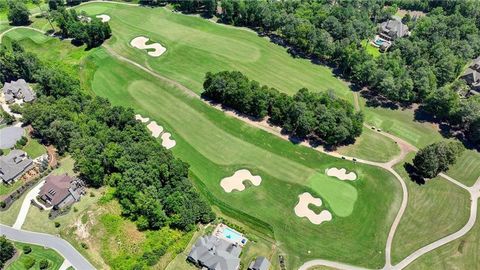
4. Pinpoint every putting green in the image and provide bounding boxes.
[308,172,358,217]
[5,26,403,270]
